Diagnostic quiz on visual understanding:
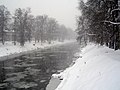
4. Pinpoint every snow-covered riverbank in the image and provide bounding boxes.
[55,43,120,90]
[0,40,74,60]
